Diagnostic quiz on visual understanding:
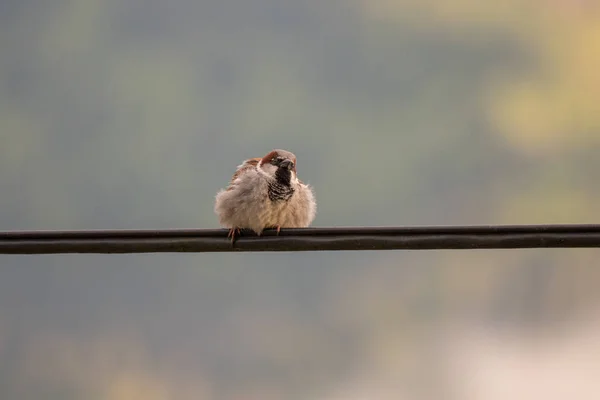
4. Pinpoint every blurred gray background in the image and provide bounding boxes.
[1,1,600,399]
